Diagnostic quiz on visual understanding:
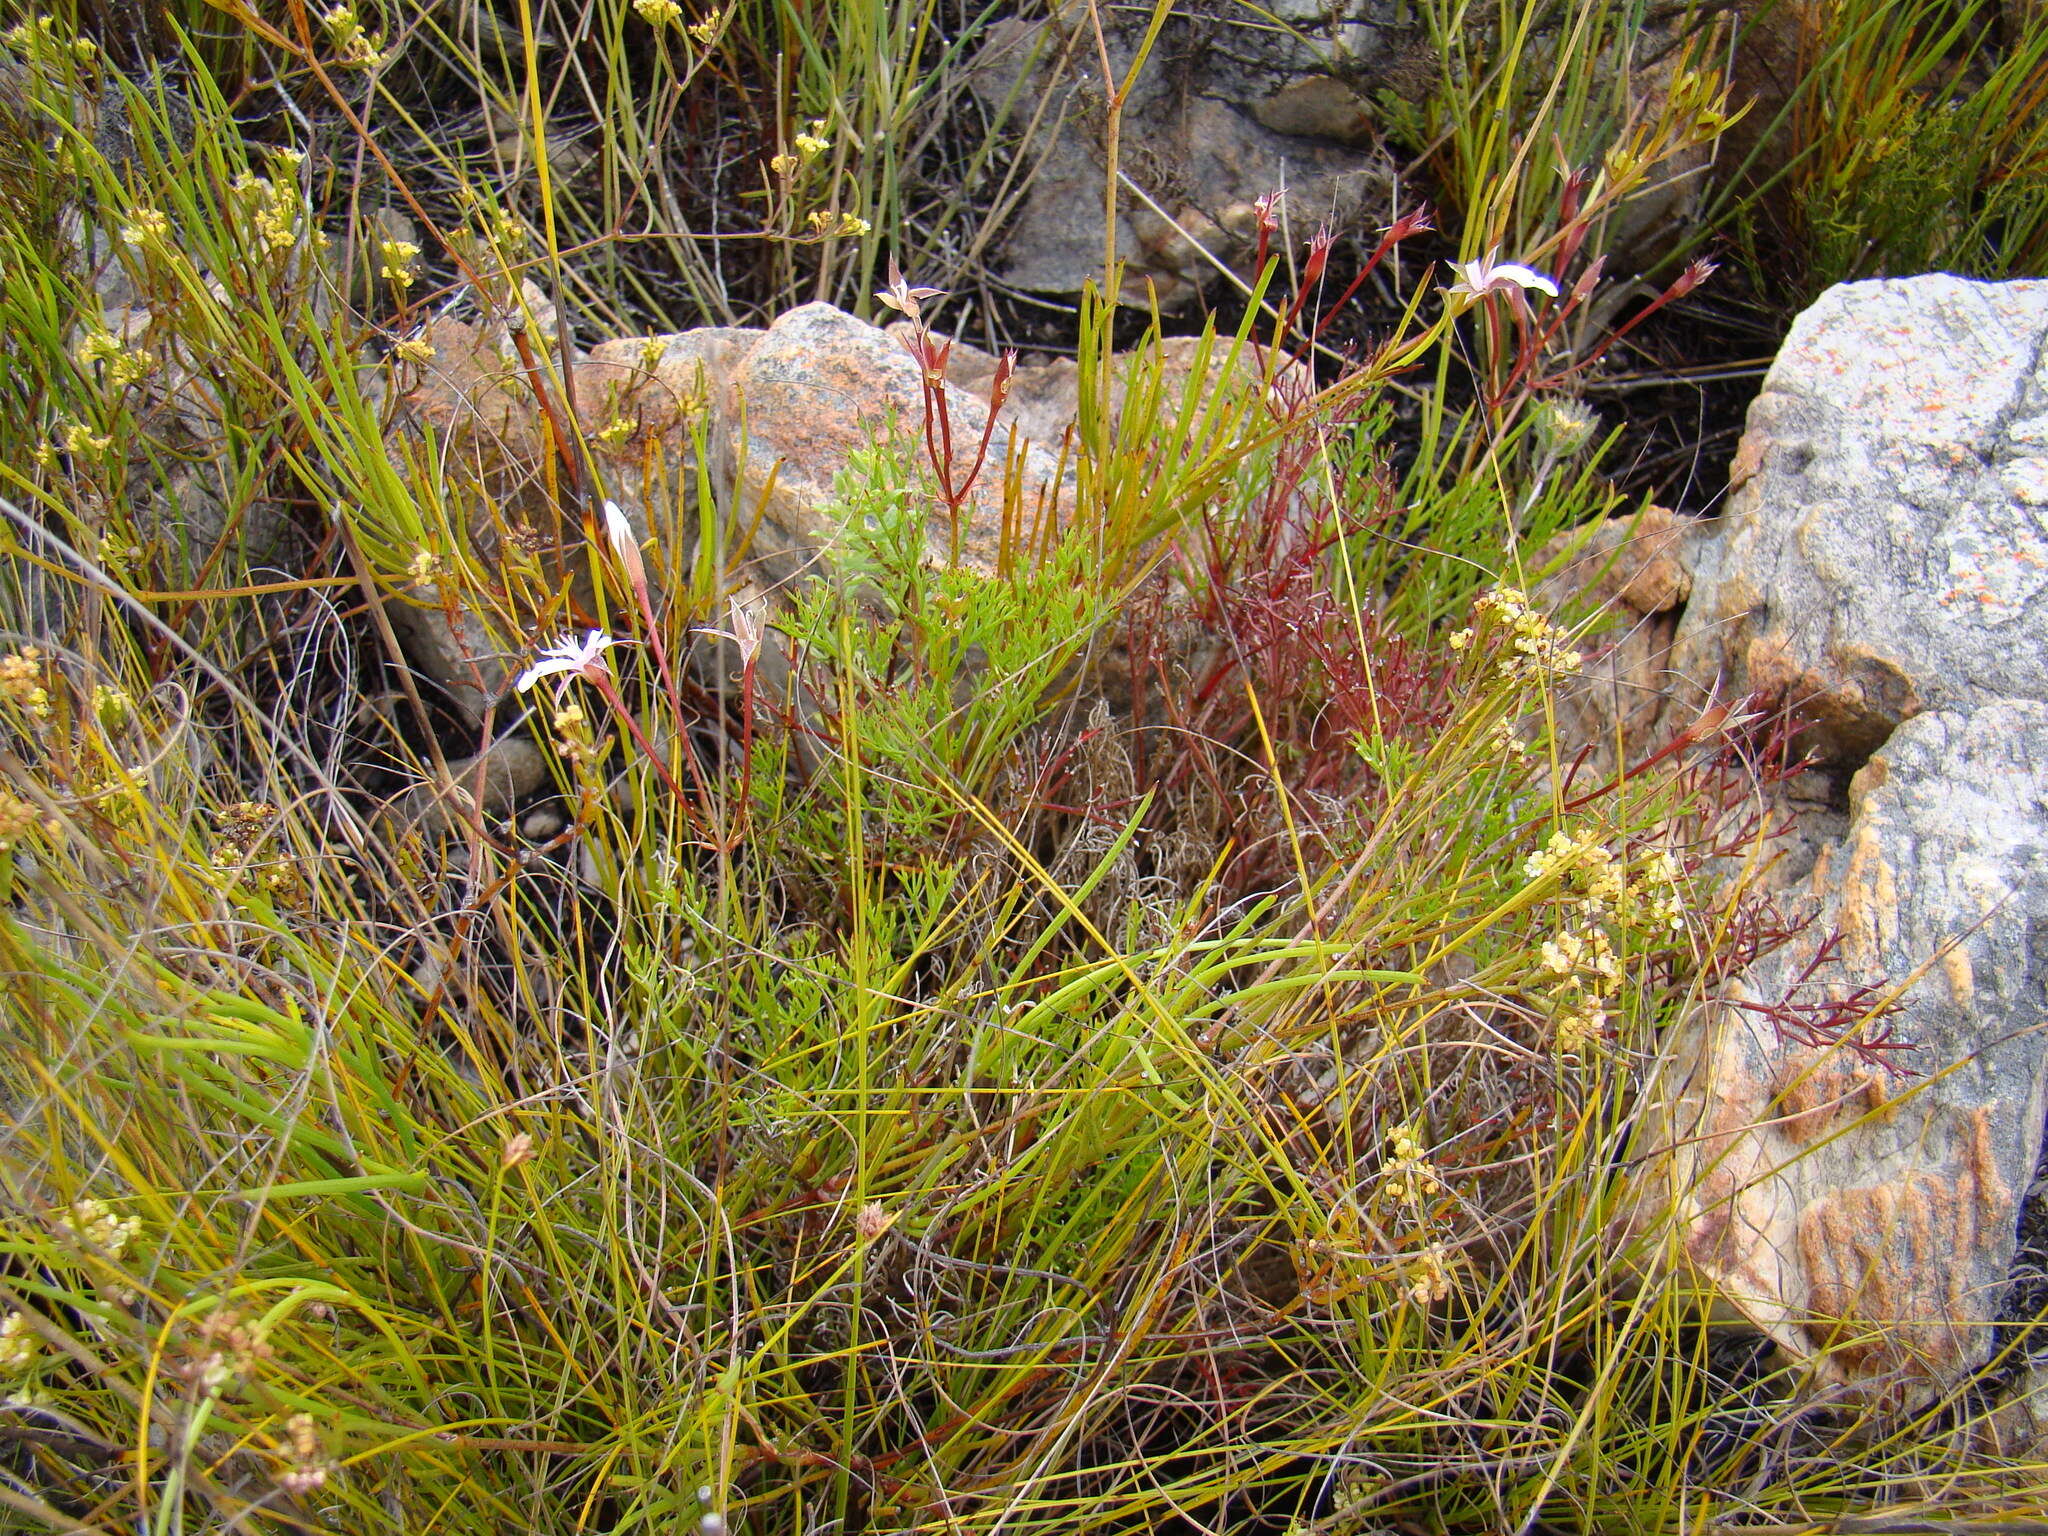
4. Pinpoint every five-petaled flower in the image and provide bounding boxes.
[1443,249,1559,310]
[875,256,944,323]
[515,630,625,694]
